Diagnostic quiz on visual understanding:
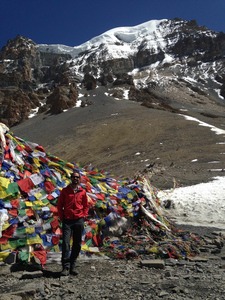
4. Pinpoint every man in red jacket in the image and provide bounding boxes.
[57,170,89,276]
